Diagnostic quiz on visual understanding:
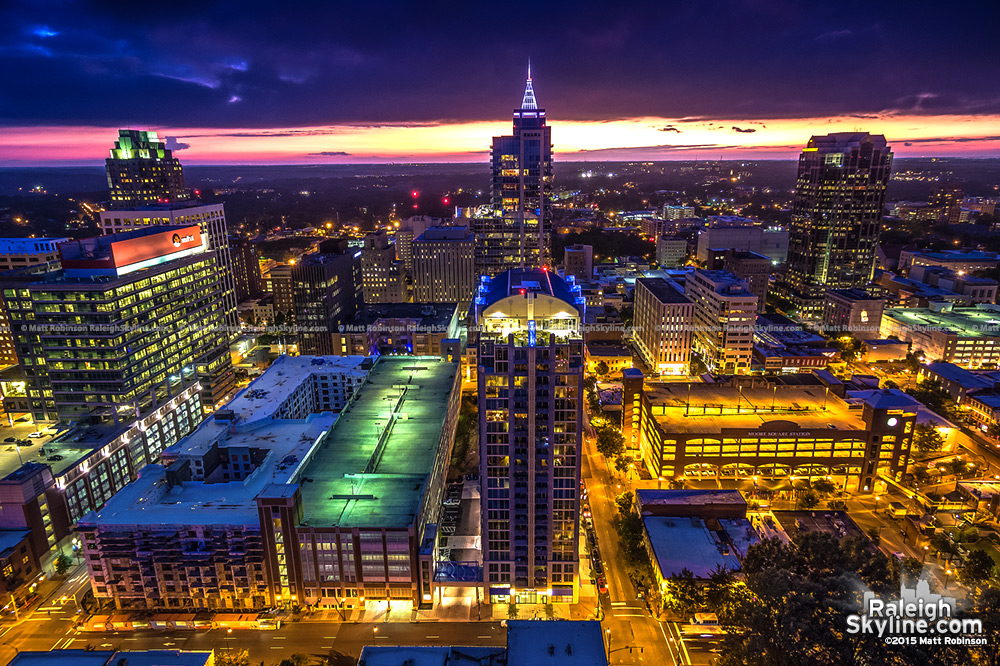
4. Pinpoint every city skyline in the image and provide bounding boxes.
[3,1,1000,165]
